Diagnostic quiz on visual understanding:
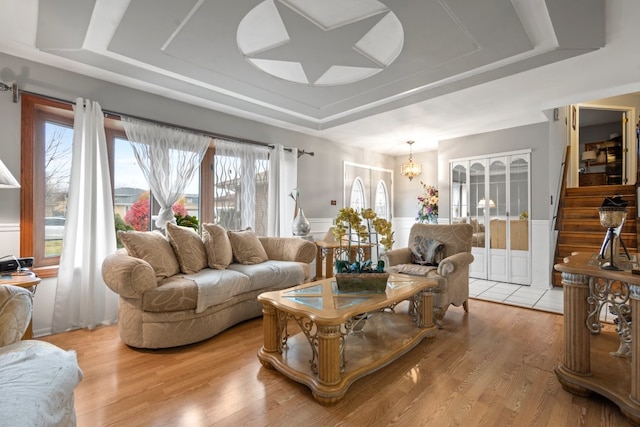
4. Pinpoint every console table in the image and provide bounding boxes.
[554,252,640,425]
